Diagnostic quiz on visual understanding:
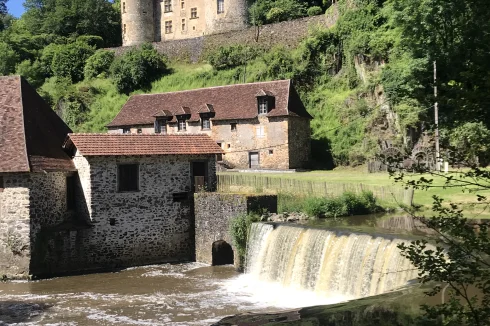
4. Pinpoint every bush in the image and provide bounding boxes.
[279,191,381,218]
[15,60,45,88]
[307,6,323,16]
[84,49,115,79]
[0,42,19,75]
[110,43,169,93]
[229,213,260,266]
[207,45,260,71]
[51,41,96,83]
